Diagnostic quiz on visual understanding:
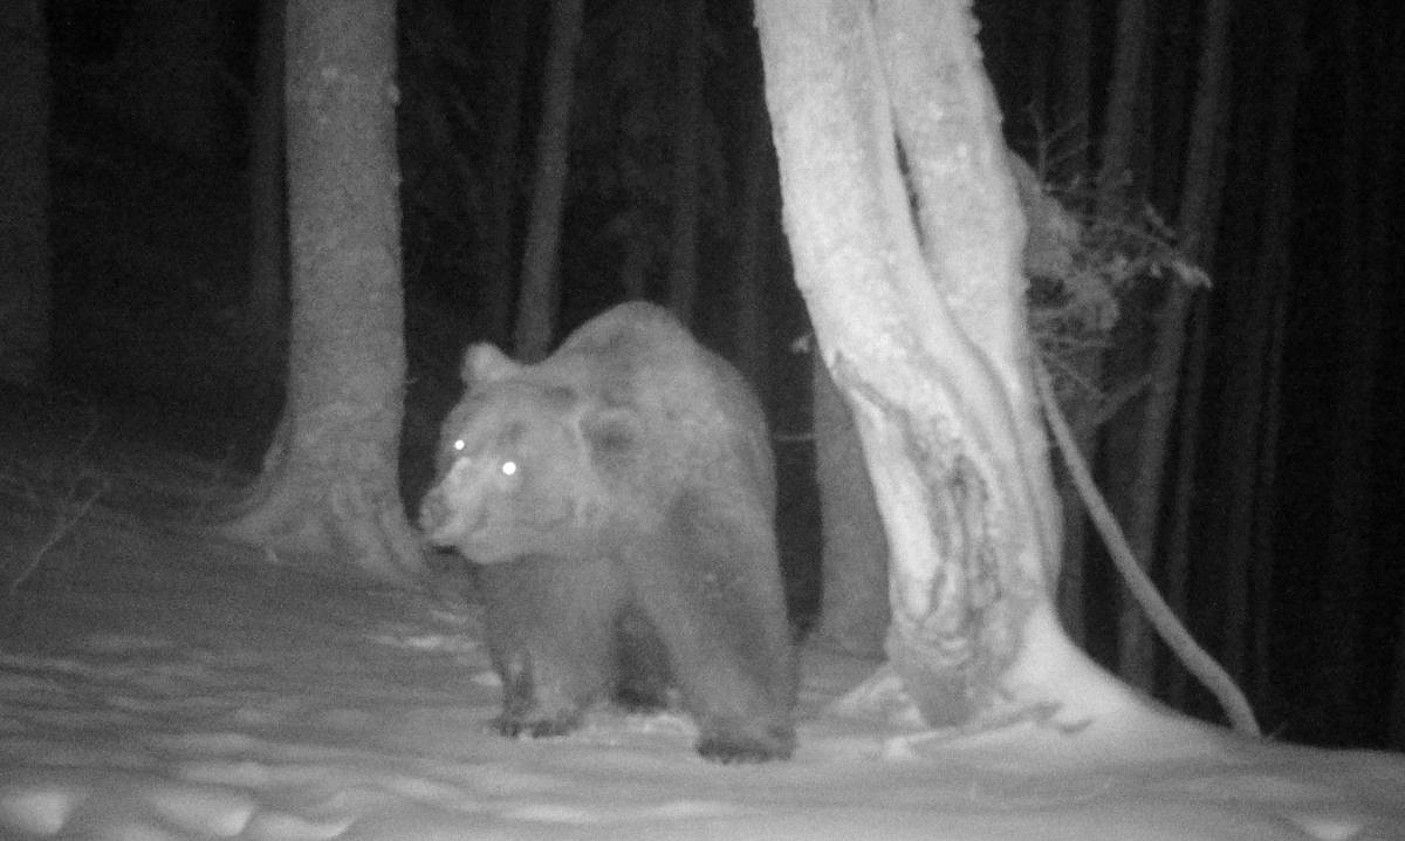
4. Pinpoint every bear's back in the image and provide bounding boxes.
[542,303,775,513]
